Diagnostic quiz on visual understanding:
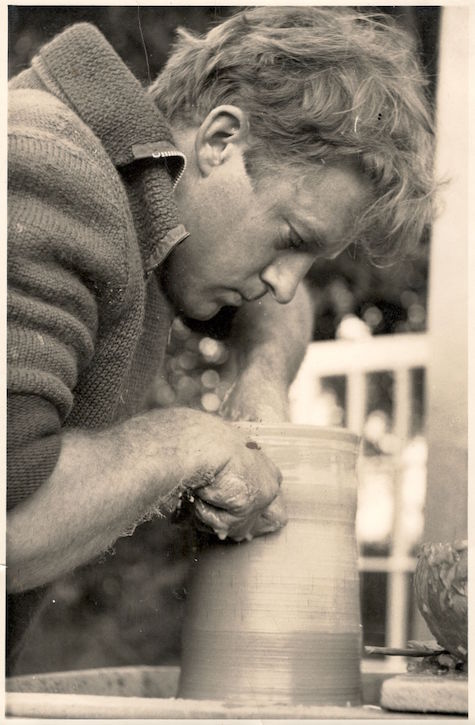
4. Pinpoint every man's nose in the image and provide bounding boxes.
[260,254,314,304]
